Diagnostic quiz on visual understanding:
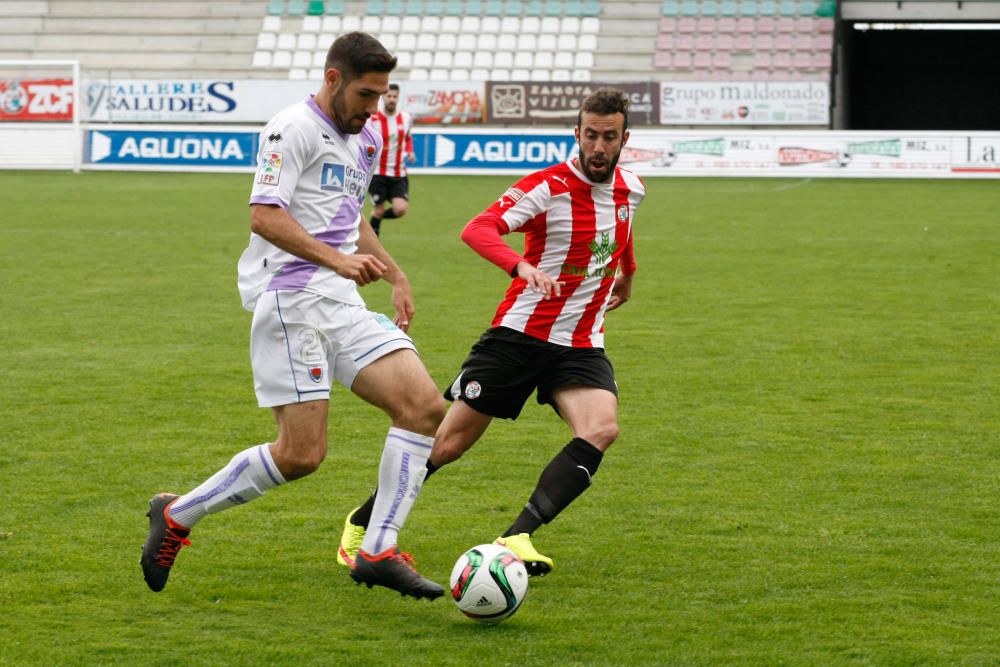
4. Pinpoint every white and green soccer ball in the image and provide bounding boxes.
[449,543,529,624]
